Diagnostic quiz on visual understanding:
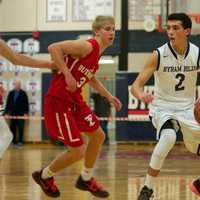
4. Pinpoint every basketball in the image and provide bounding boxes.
[194,99,200,124]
